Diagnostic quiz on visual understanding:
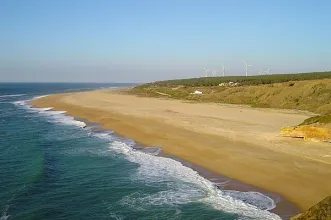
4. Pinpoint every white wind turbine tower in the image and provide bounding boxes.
[204,68,210,77]
[265,68,270,75]
[221,64,225,77]
[211,69,217,77]
[244,61,252,77]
